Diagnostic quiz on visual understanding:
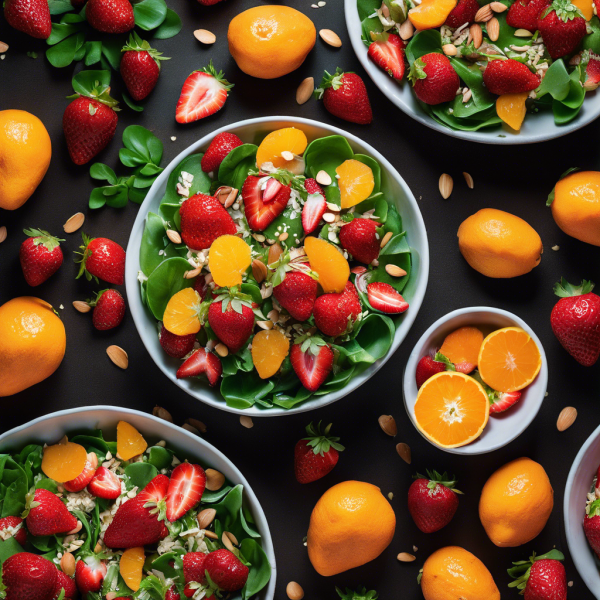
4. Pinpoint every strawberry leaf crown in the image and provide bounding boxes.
[507,549,565,591]
[68,69,119,110]
[294,331,328,356]
[267,249,317,287]
[249,167,307,196]
[213,286,265,319]
[303,421,345,456]
[193,60,234,92]
[471,370,501,405]
[20,489,41,519]
[75,232,98,282]
[86,289,110,307]
[414,469,463,493]
[554,277,595,298]
[122,32,171,69]
[23,228,64,252]
[408,57,428,85]
[588,498,600,518]
[335,586,378,600]
[314,67,350,99]
[542,0,584,20]
[433,351,455,371]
